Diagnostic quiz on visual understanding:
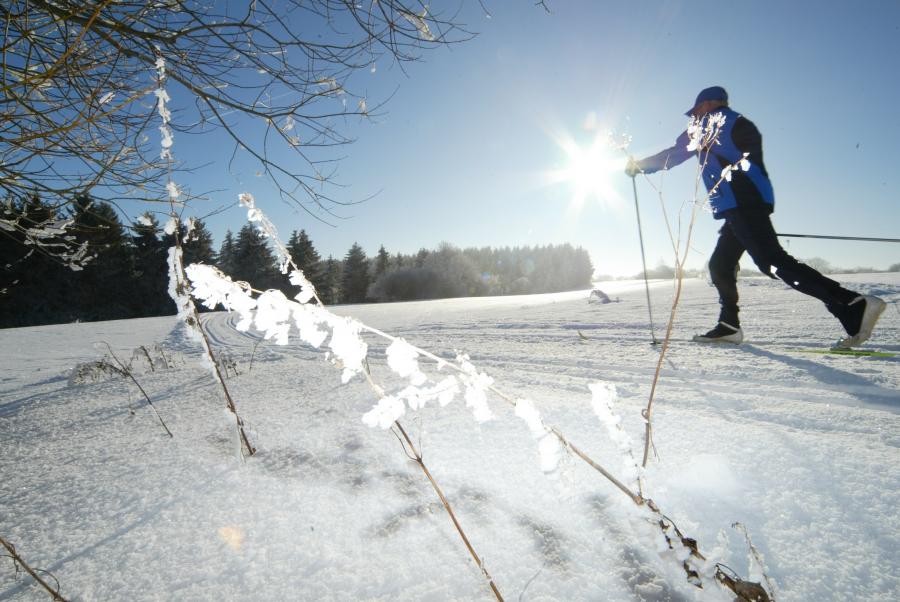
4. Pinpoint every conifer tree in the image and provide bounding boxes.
[181,219,217,267]
[232,224,279,290]
[287,229,323,288]
[131,213,171,316]
[69,195,135,321]
[374,245,390,279]
[0,196,70,326]
[414,248,429,268]
[319,255,342,304]
[218,230,237,276]
[340,243,370,303]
